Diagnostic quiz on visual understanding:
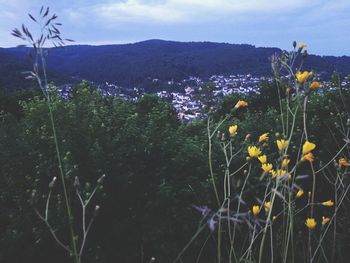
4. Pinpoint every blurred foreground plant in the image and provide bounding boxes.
[12,7,103,263]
